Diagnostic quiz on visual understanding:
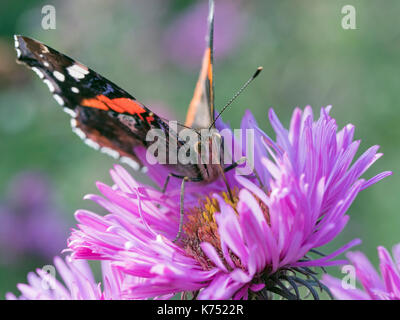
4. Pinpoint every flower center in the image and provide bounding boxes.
[181,188,238,270]
[181,188,270,272]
